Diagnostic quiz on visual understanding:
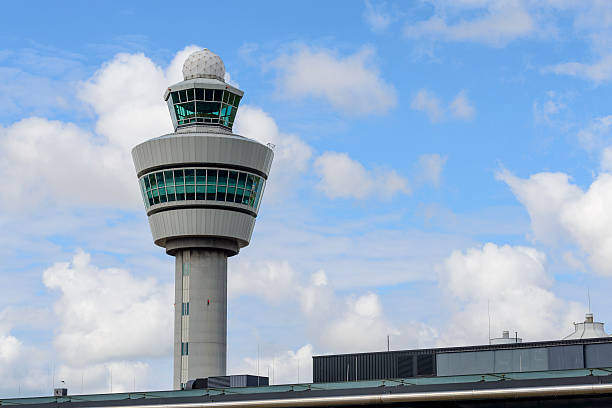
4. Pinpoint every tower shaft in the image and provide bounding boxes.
[173,248,227,389]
